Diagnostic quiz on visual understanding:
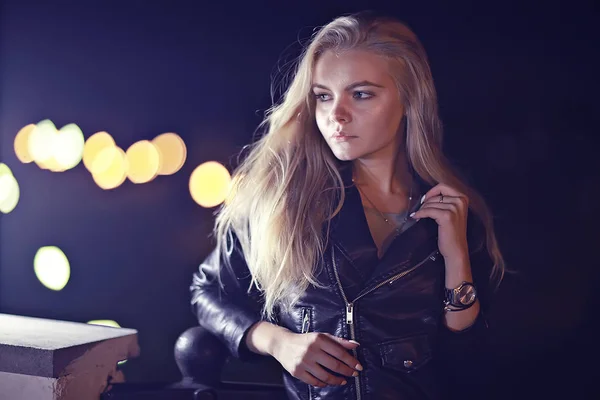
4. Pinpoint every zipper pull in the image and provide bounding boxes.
[346,303,354,325]
[301,308,310,333]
